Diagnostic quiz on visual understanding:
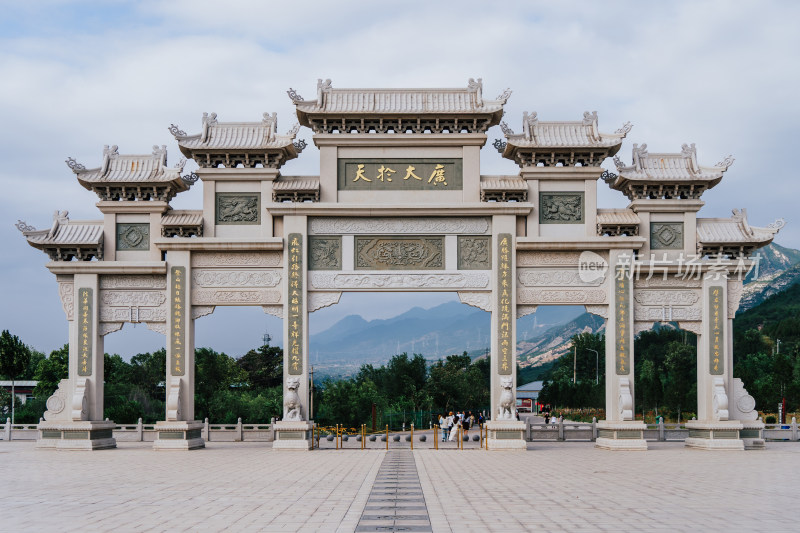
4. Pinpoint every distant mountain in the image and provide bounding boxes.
[741,243,800,310]
[516,312,606,369]
[308,301,583,365]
